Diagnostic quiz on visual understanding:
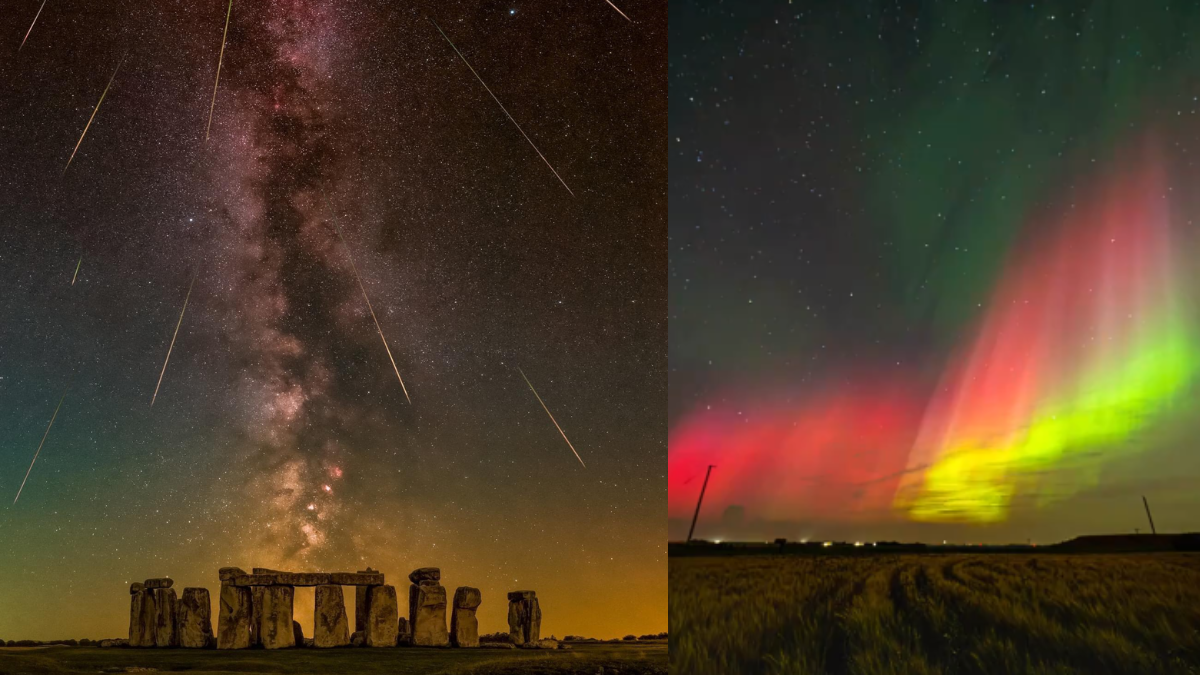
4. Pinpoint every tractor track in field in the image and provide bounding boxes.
[888,560,961,673]
[817,573,870,675]
[671,553,1200,675]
